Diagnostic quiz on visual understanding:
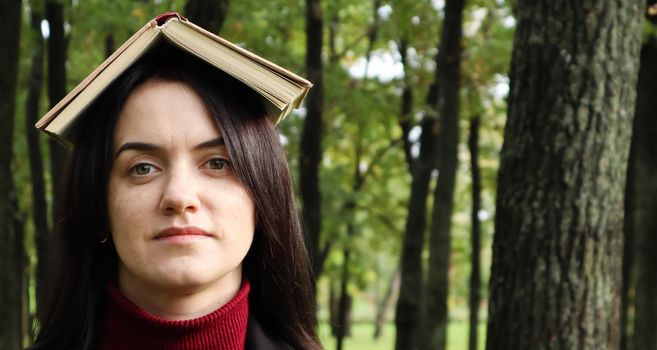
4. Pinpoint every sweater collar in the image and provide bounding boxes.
[100,280,250,350]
